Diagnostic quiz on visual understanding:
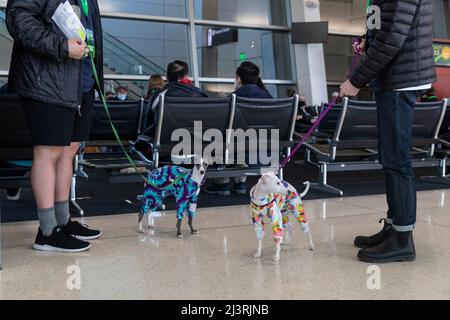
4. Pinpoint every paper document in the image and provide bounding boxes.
[52,1,86,41]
